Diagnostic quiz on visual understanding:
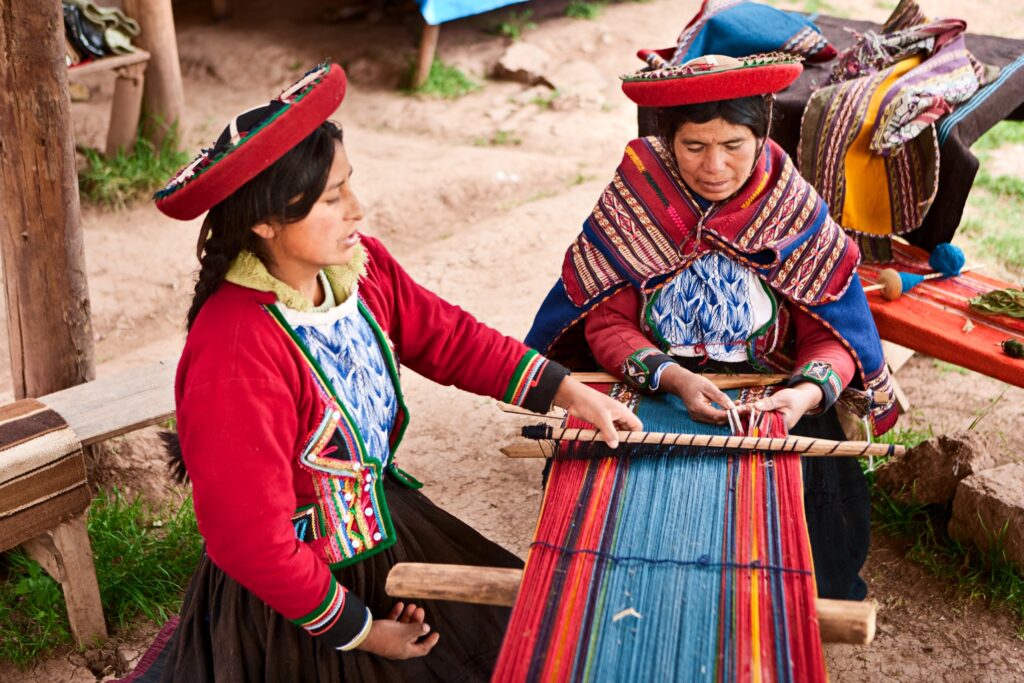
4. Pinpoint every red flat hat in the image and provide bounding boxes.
[621,53,802,108]
[155,63,347,220]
